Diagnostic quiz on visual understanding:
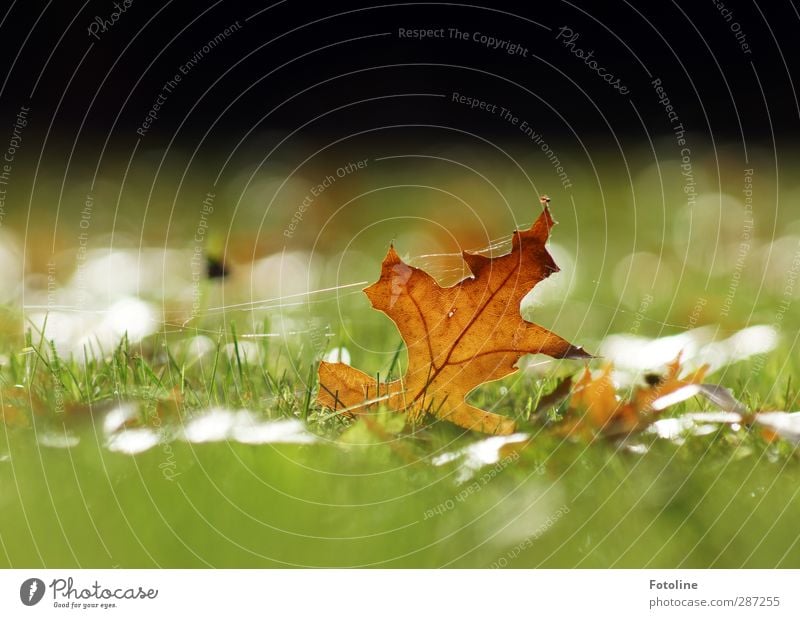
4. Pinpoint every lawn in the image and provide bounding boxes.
[2,151,799,568]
